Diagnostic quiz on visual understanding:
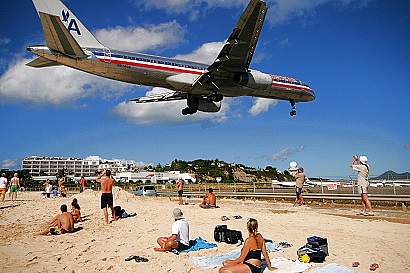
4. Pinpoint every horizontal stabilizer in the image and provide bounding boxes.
[39,12,87,58]
[26,57,60,68]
